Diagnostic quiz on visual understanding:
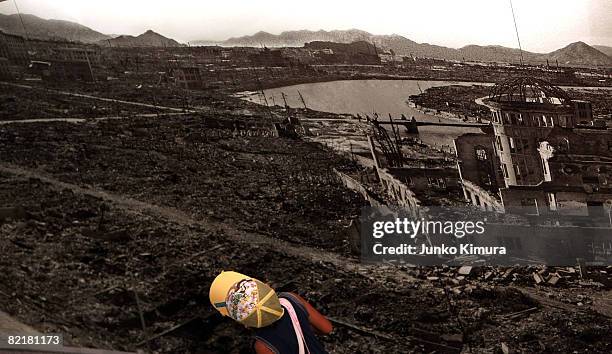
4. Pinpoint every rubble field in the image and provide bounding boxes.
[408,85,492,121]
[3,171,612,354]
[409,85,612,122]
[0,115,365,252]
[0,88,611,353]
[19,81,241,114]
[566,88,612,120]
[0,83,163,121]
